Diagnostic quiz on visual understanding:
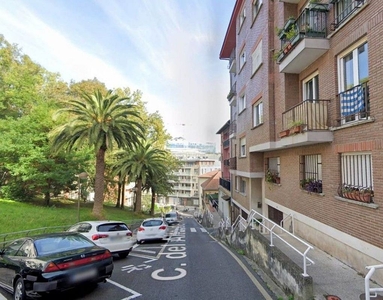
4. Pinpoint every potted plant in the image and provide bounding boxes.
[288,120,305,134]
[279,129,290,138]
[266,169,280,184]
